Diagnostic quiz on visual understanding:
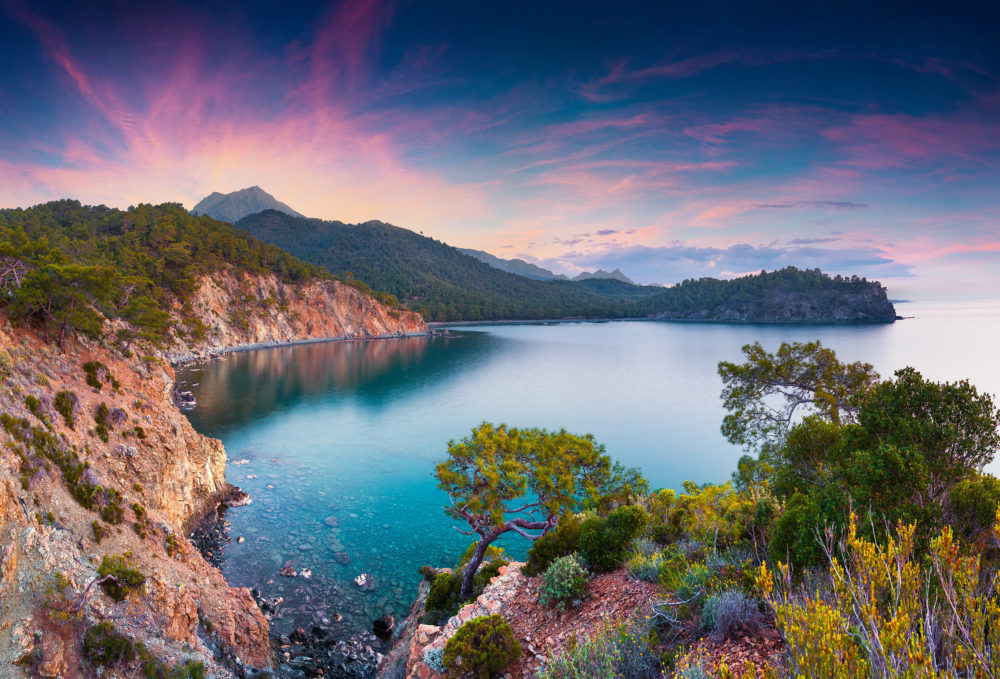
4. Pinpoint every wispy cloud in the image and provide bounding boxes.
[753,200,869,209]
